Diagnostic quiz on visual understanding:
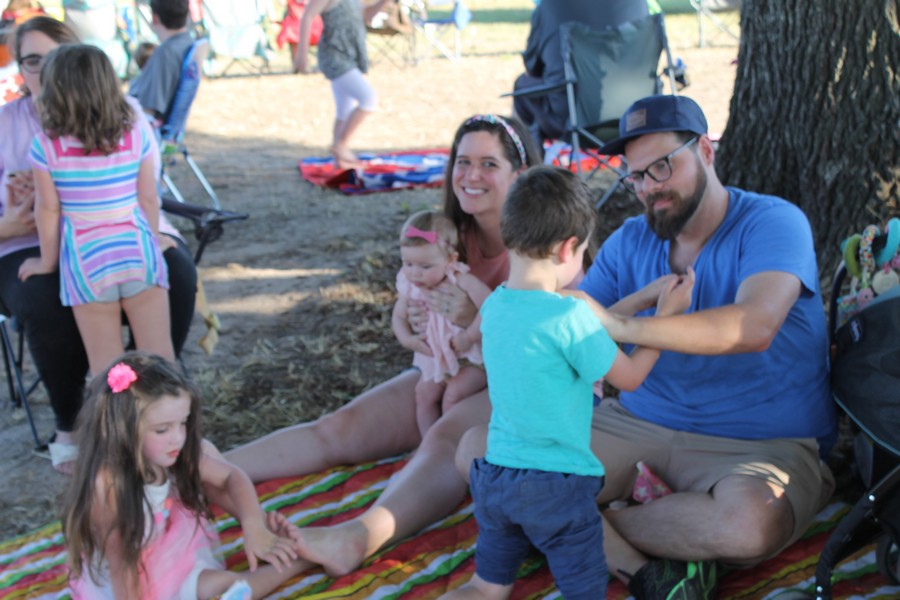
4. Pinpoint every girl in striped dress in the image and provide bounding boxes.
[18,44,175,376]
